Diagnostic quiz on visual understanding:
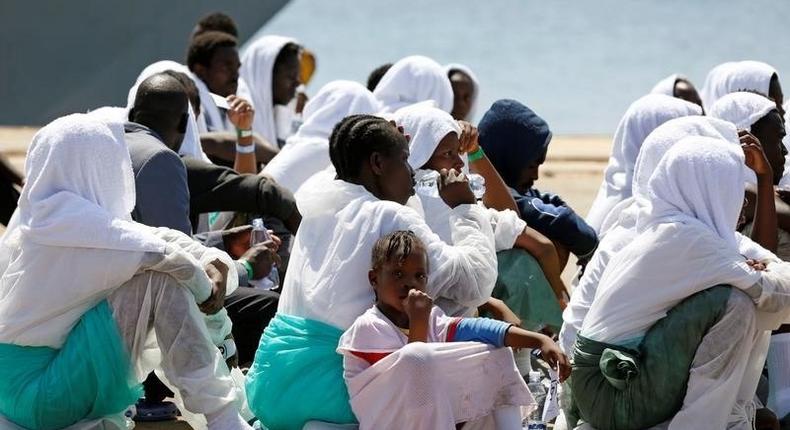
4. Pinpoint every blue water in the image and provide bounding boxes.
[250,0,790,134]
